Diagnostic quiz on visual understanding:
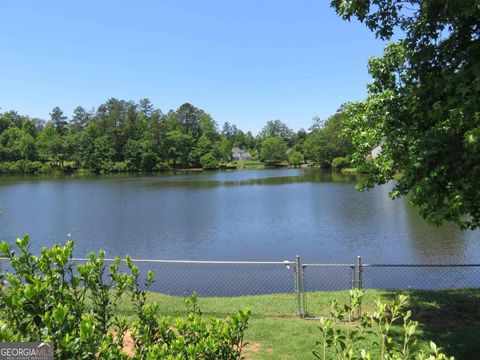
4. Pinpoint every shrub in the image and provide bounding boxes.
[0,160,46,174]
[98,160,116,173]
[331,157,350,169]
[314,291,454,359]
[0,235,250,359]
[288,149,304,167]
[36,161,55,174]
[200,152,220,170]
[154,161,170,171]
[112,161,129,172]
